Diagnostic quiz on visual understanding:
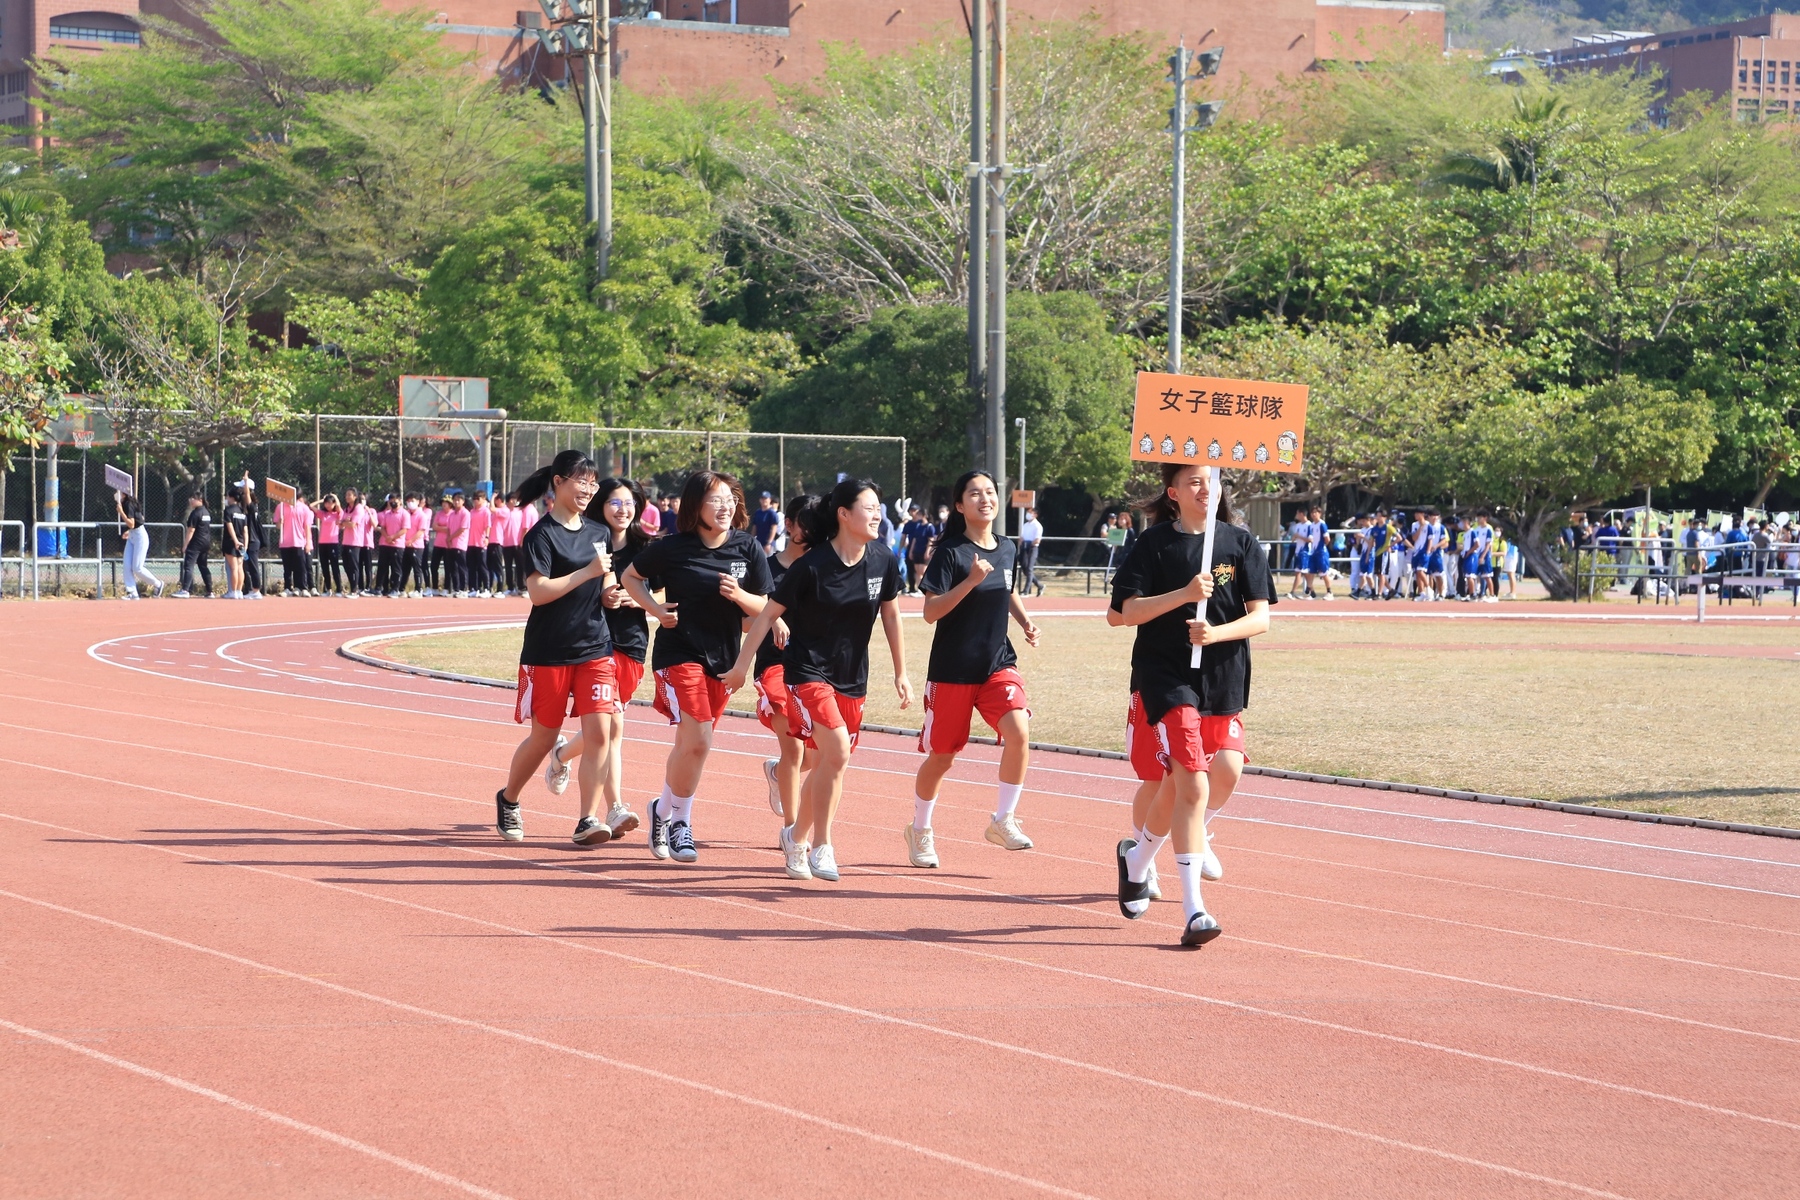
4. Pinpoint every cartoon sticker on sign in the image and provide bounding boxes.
[1131,371,1309,473]
[1130,370,1309,668]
